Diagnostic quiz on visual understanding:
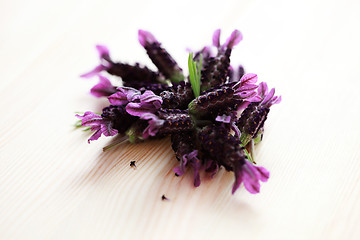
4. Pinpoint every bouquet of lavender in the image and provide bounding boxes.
[76,29,281,194]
